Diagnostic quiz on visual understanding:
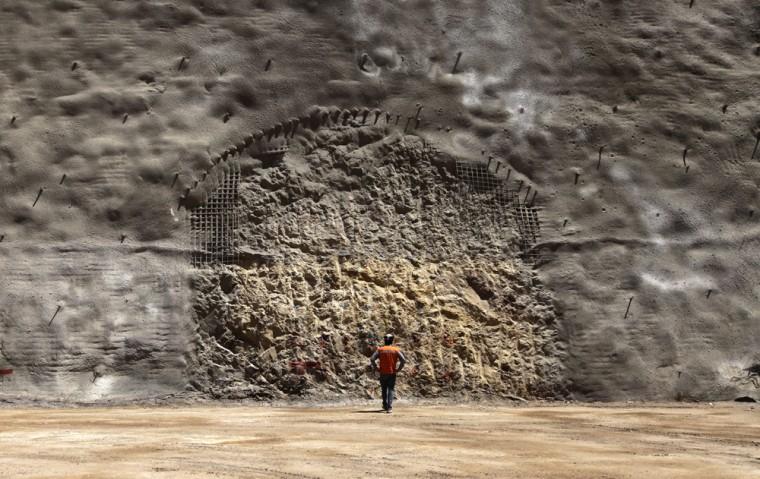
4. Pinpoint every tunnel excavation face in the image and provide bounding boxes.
[187,121,563,401]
